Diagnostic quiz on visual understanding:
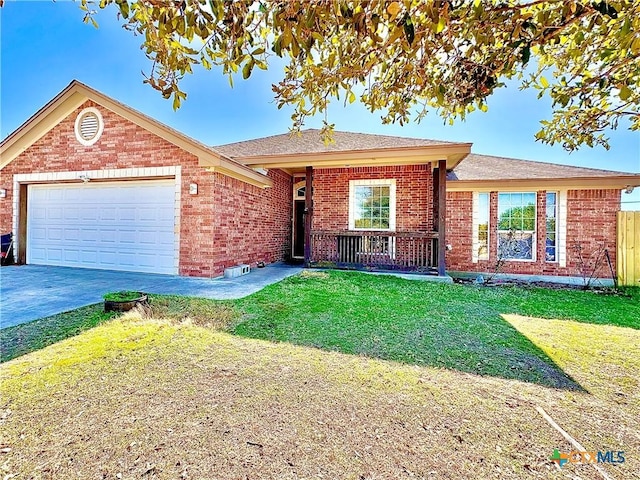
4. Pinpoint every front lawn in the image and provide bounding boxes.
[0,304,117,362]
[233,271,639,389]
[1,271,638,478]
